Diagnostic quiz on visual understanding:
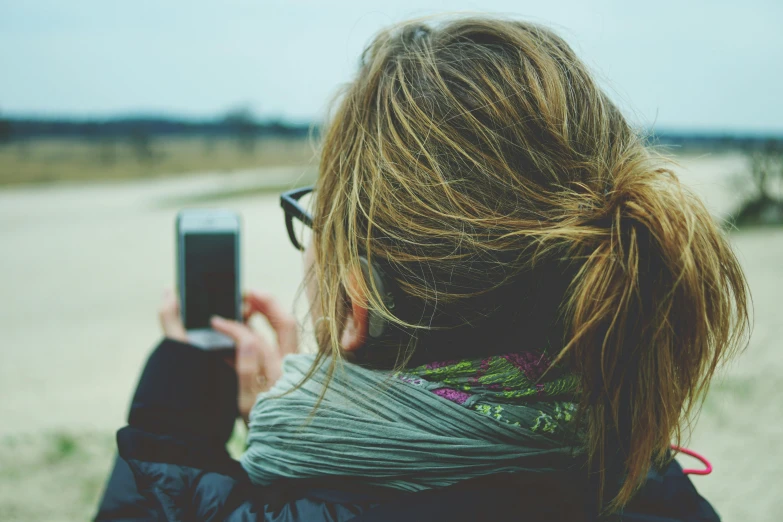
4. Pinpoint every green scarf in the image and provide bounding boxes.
[241,351,582,491]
